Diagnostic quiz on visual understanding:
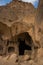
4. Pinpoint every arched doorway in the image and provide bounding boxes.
[17,32,33,56]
